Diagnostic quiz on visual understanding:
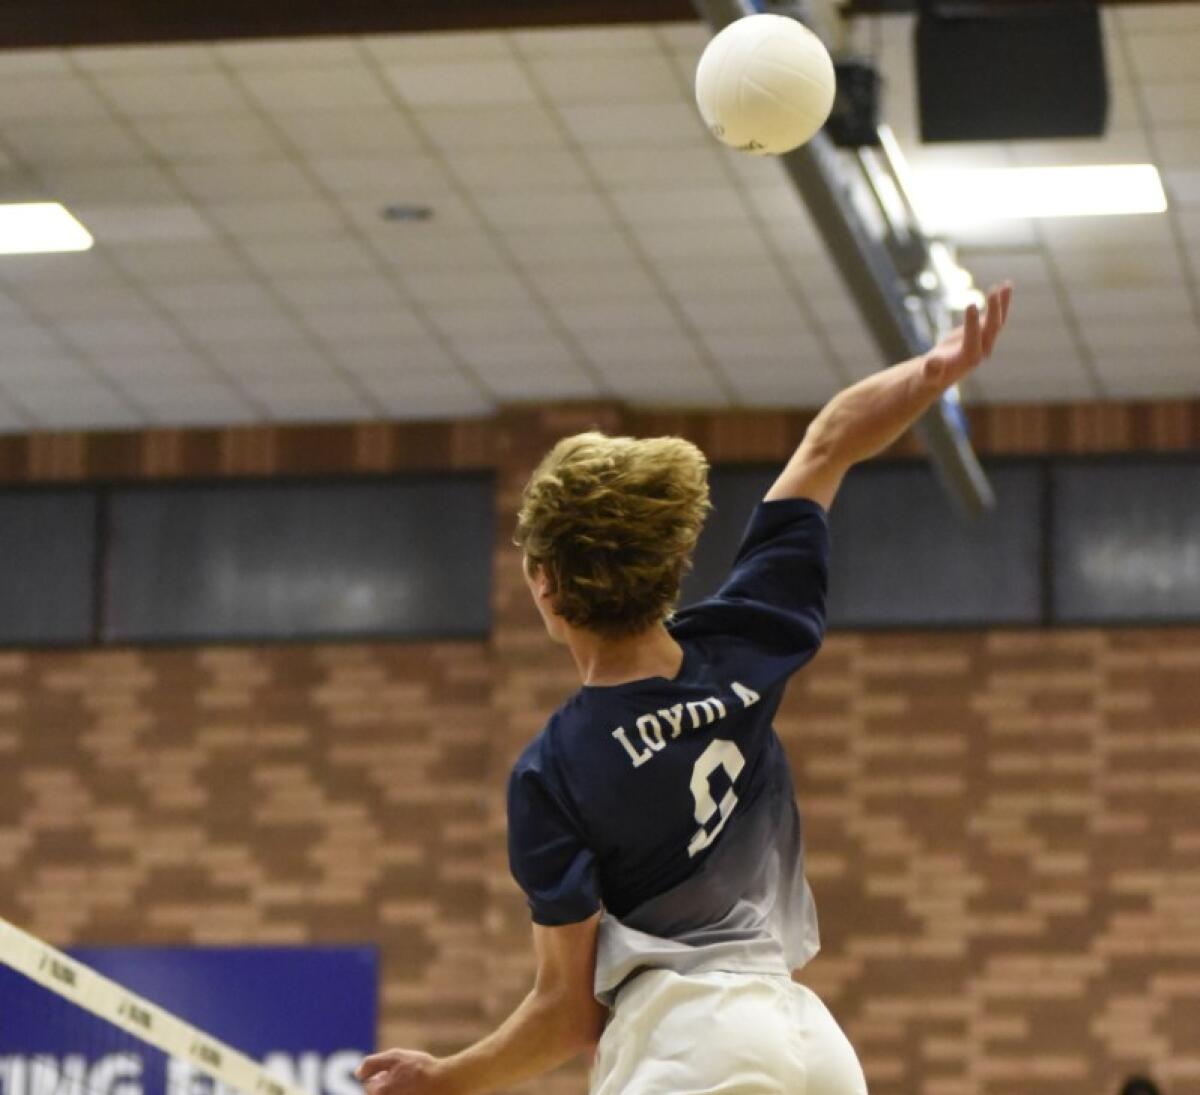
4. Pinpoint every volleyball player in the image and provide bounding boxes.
[356,282,1013,1094]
